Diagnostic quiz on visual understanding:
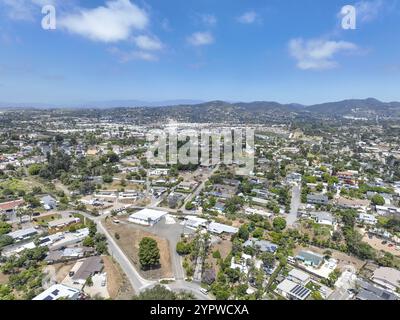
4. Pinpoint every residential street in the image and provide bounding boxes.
[287,183,301,227]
